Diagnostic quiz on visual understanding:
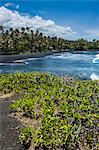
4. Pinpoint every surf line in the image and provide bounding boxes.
[93,54,99,63]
